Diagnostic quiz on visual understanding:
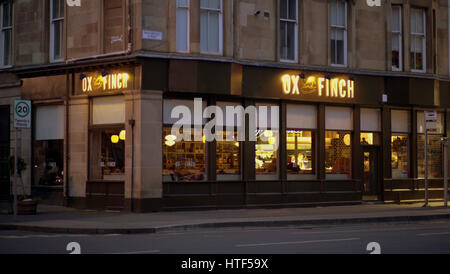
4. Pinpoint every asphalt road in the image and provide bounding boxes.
[0,221,449,254]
